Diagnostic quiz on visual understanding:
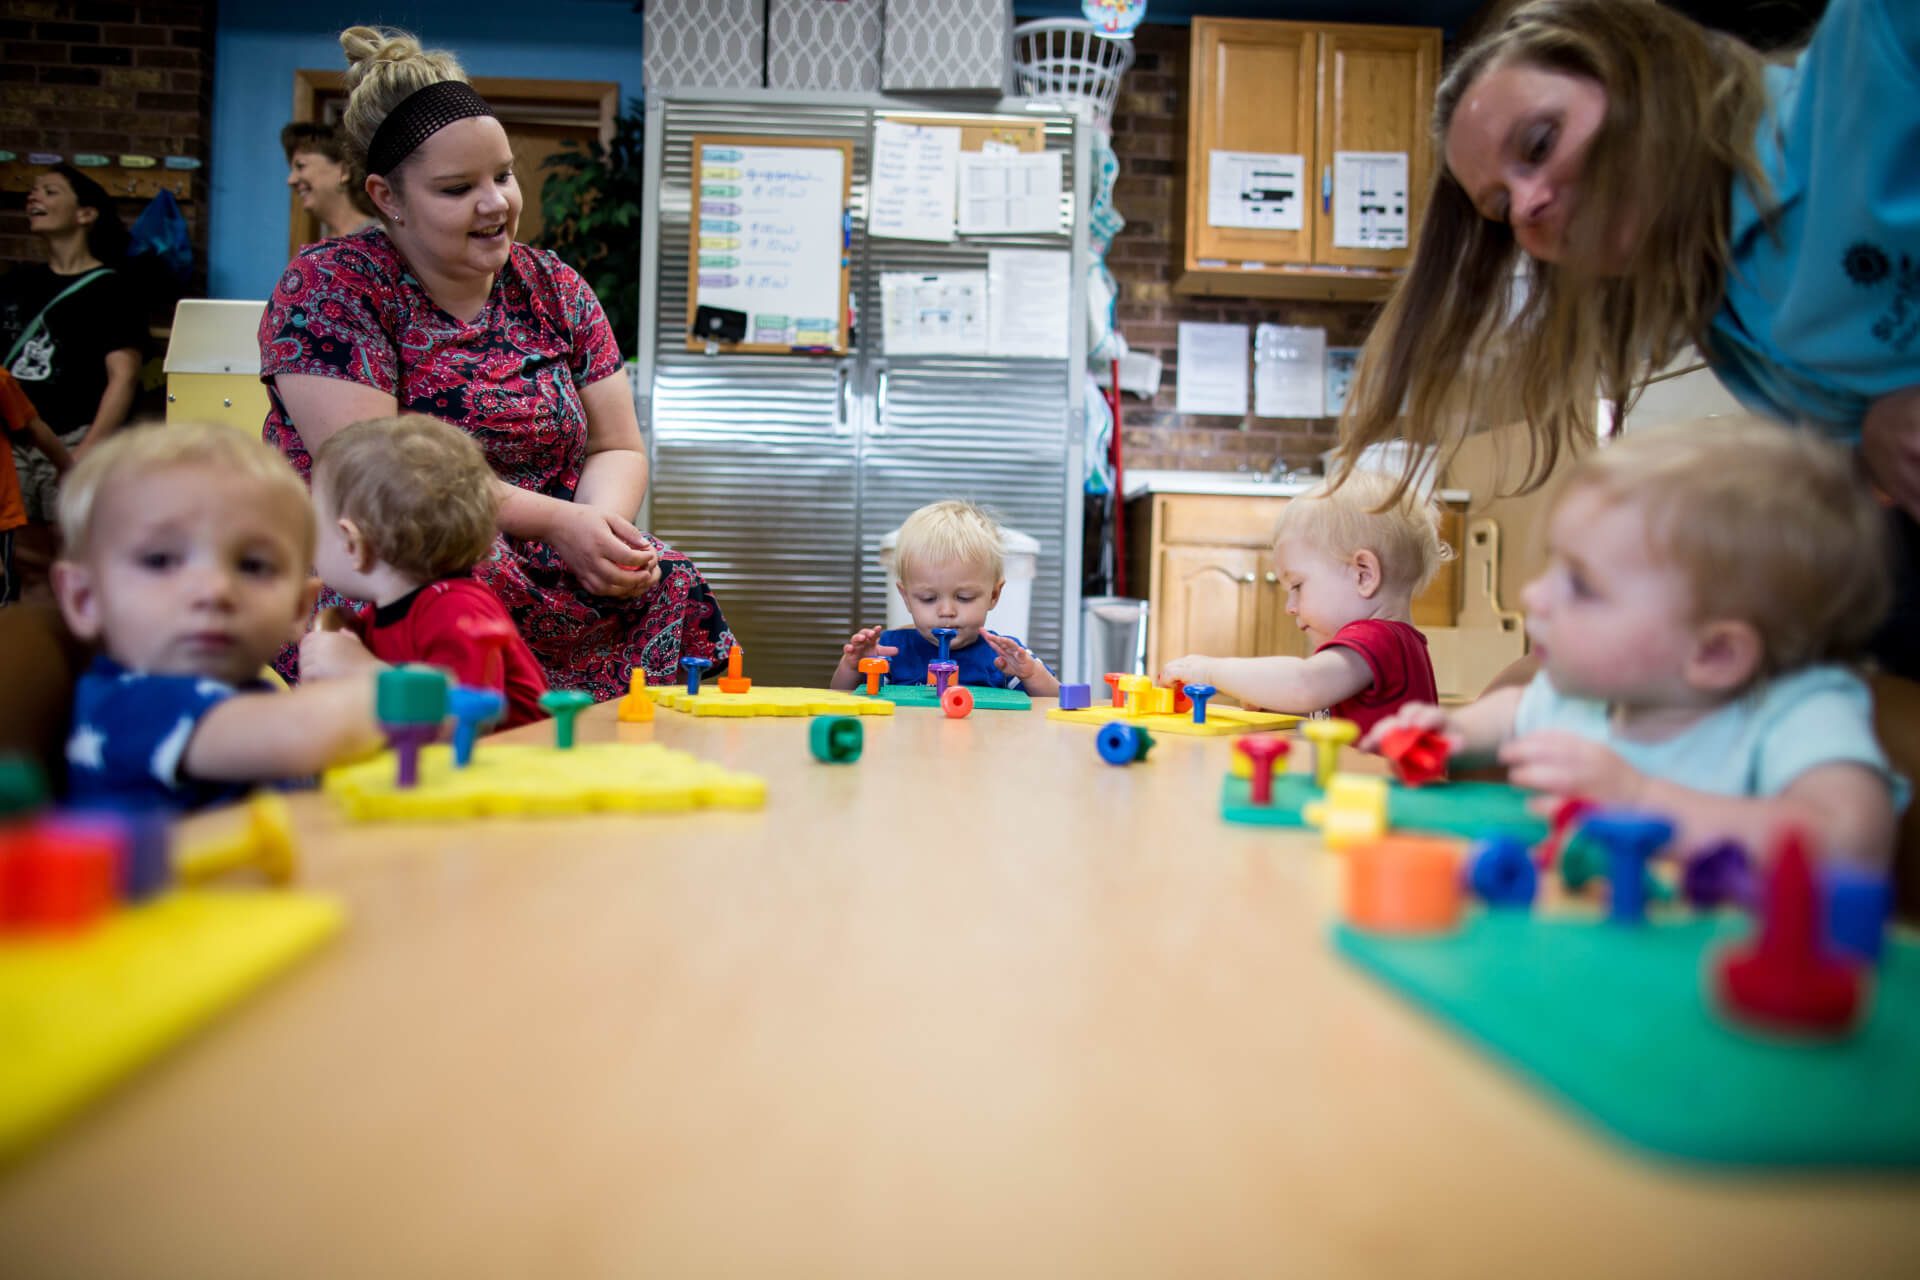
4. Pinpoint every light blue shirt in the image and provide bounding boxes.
[1705,0,1920,436]
[1513,666,1907,808]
